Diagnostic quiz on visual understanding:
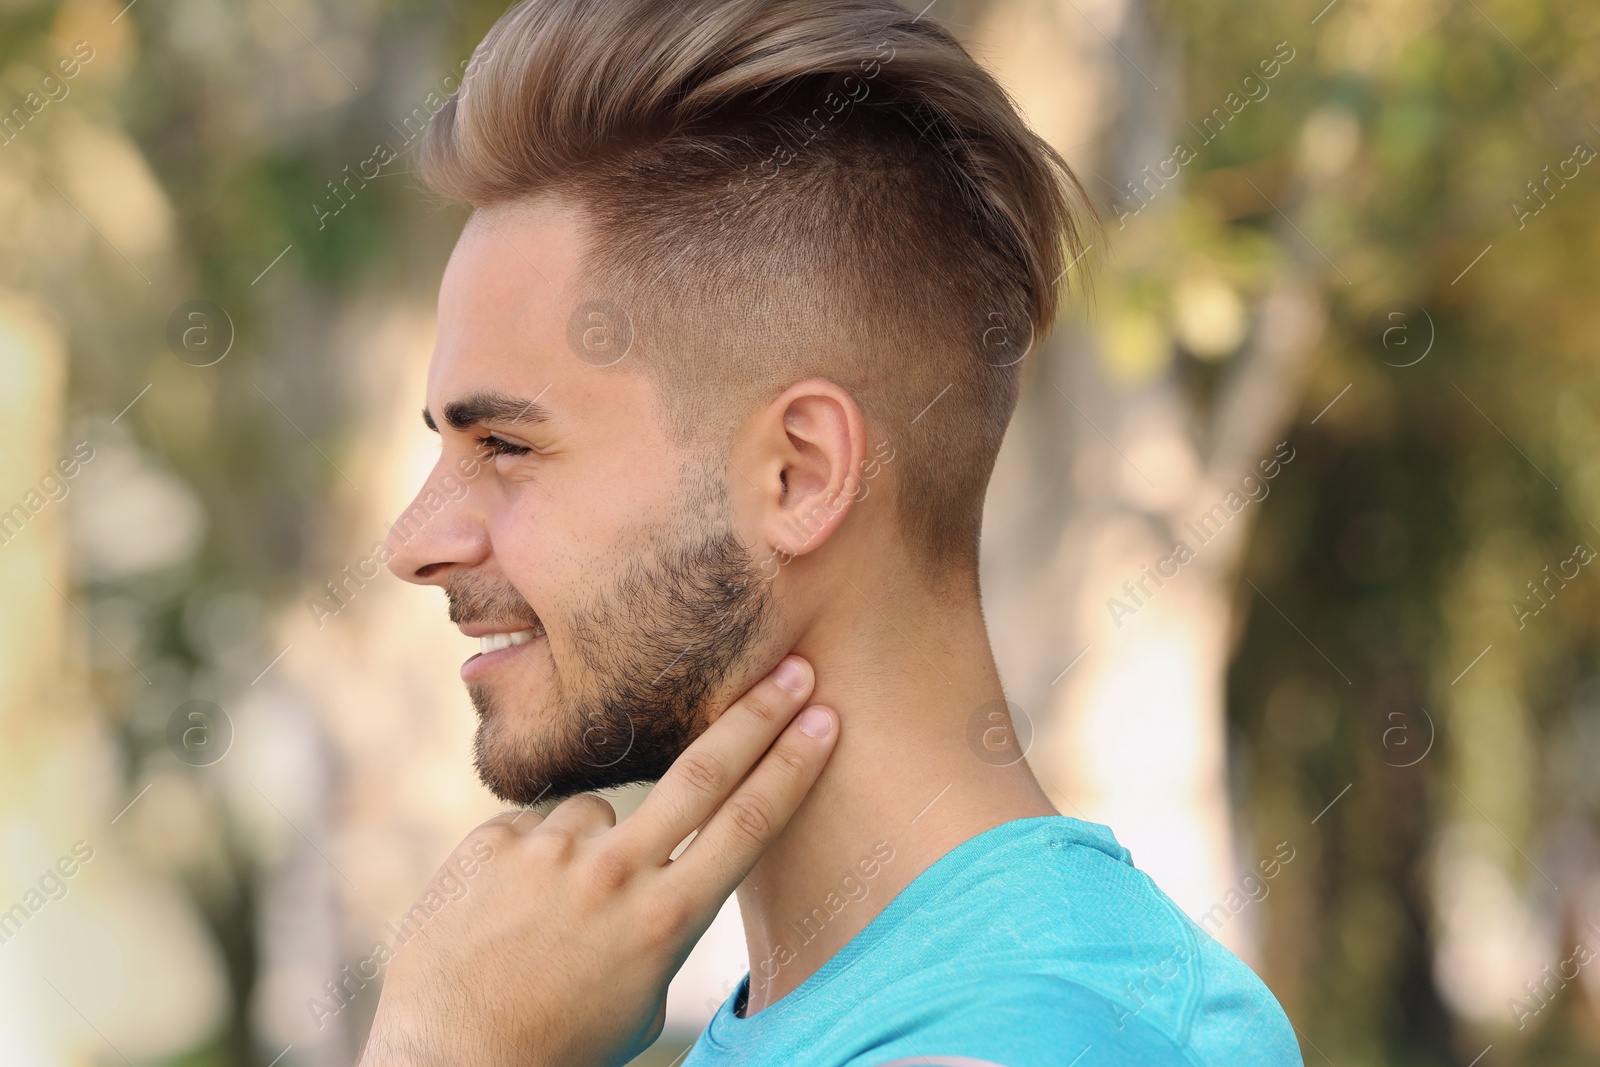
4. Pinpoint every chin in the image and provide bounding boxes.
[454,511,779,806]
[467,679,699,806]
